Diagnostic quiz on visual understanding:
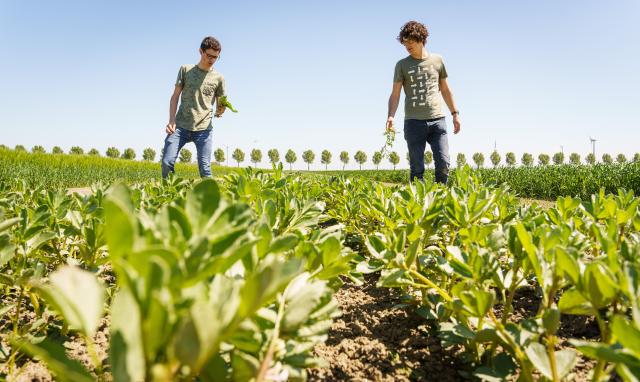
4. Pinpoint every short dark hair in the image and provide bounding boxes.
[397,21,429,45]
[200,36,221,52]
